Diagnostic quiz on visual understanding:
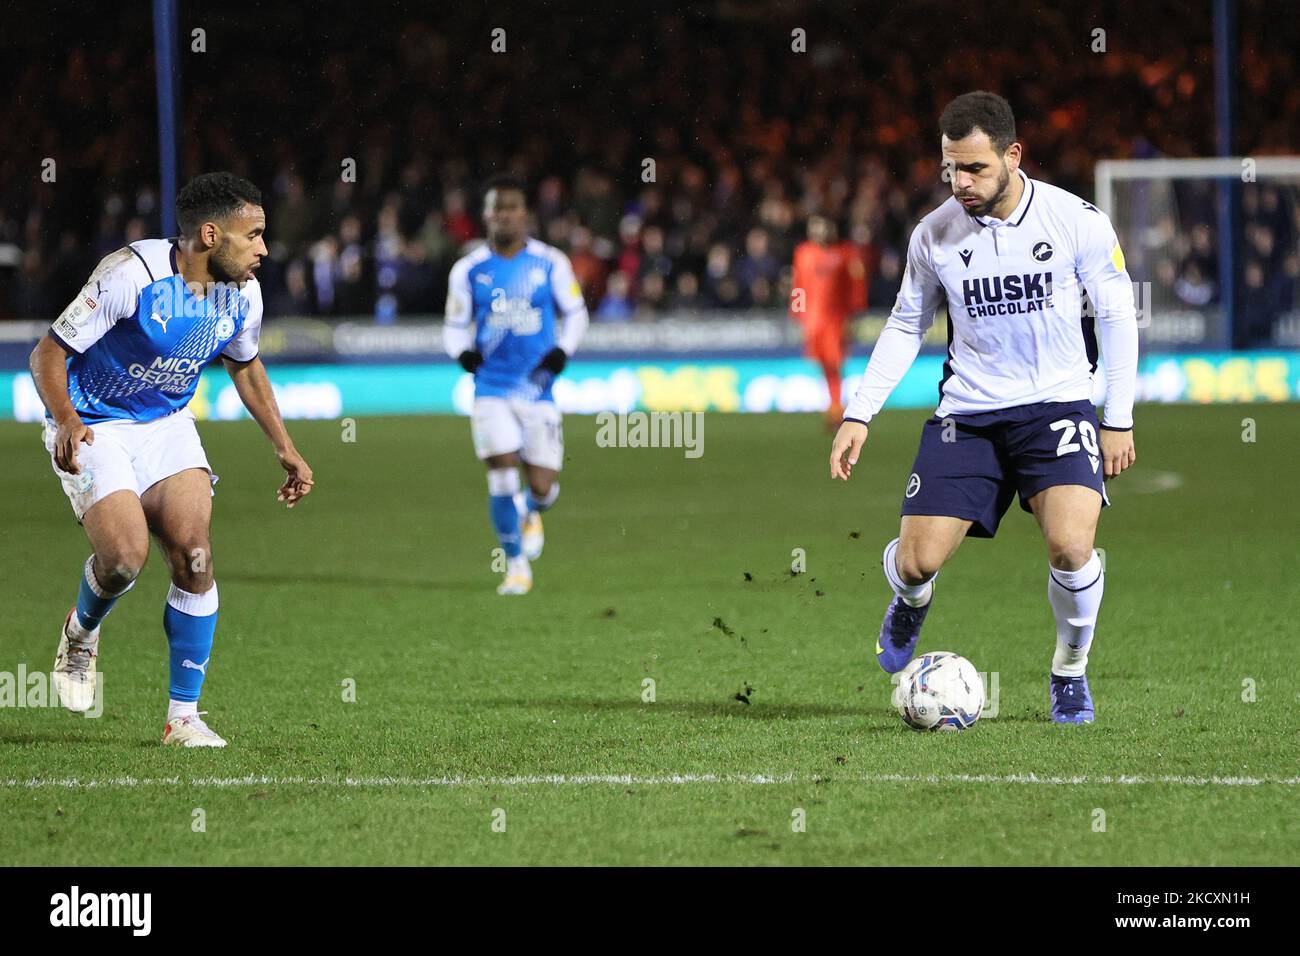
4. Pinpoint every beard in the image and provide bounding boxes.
[208,243,245,284]
[962,163,1012,219]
